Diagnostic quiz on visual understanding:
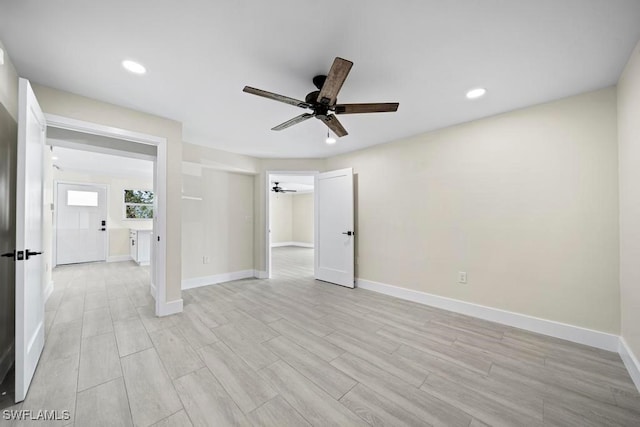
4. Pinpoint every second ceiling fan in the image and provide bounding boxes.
[243,57,399,138]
